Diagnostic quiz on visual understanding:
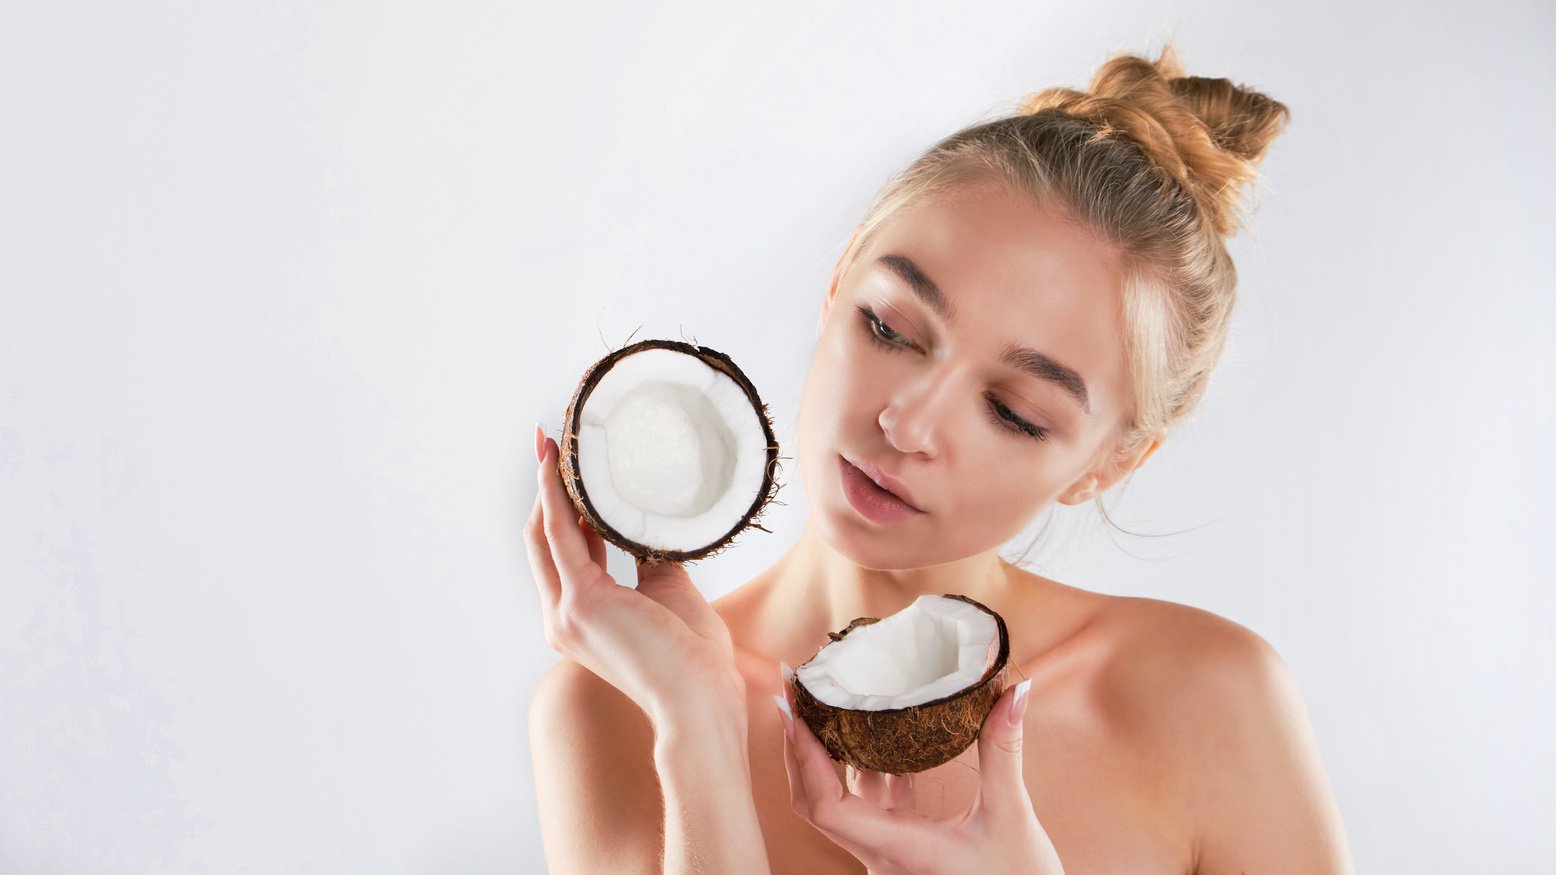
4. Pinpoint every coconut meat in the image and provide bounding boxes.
[573,348,770,552]
[796,595,1001,711]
